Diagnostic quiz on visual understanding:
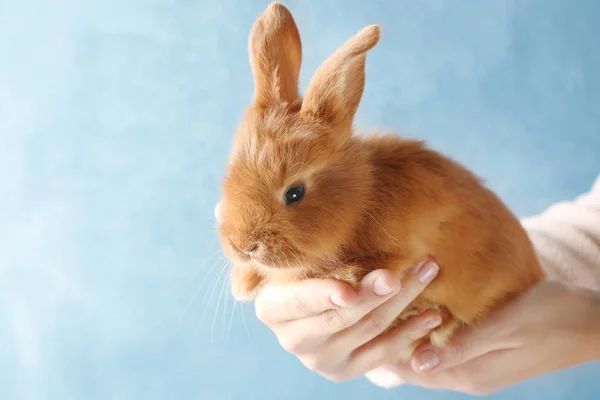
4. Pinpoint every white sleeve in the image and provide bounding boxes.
[521,175,600,291]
